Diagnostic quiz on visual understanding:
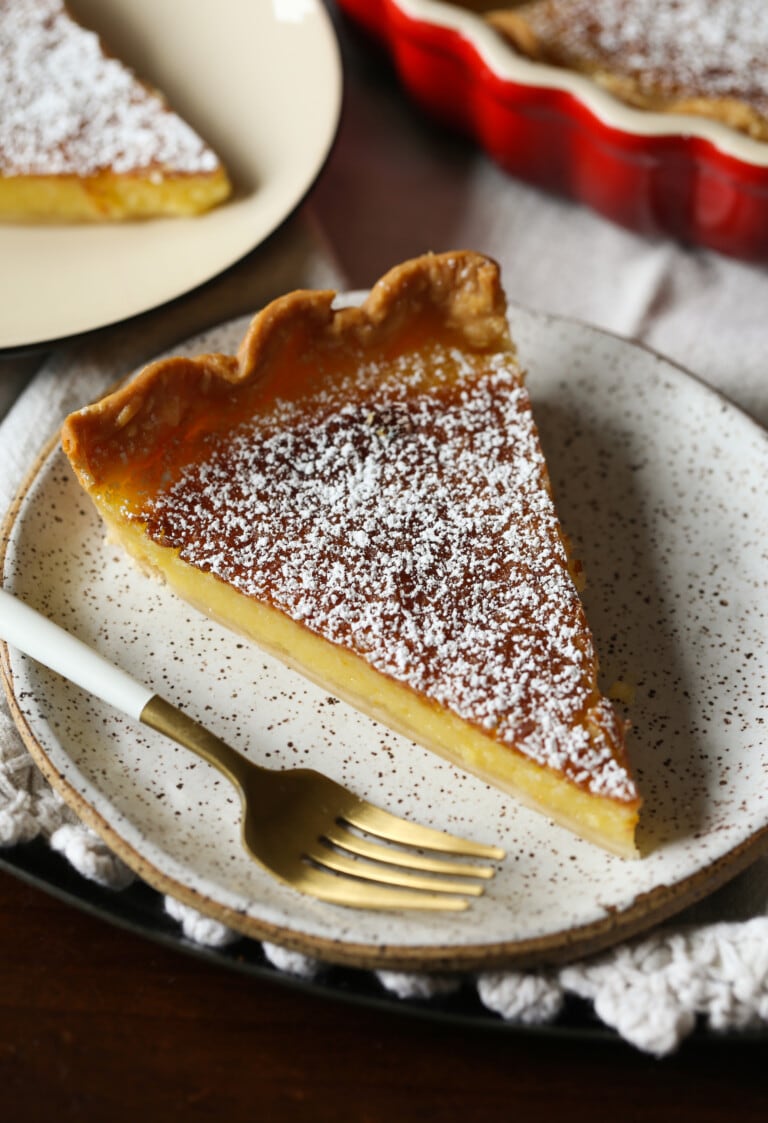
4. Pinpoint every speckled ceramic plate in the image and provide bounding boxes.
[2,305,767,971]
[0,0,341,352]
